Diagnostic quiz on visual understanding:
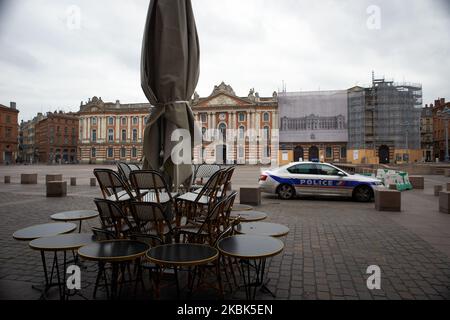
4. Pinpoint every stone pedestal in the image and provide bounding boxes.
[4,176,10,184]
[434,185,443,196]
[447,183,450,192]
[90,178,97,187]
[21,174,37,185]
[444,169,450,177]
[70,177,77,186]
[46,181,67,197]
[374,188,401,212]
[240,187,261,206]
[439,191,450,214]
[409,176,424,190]
[46,174,63,184]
